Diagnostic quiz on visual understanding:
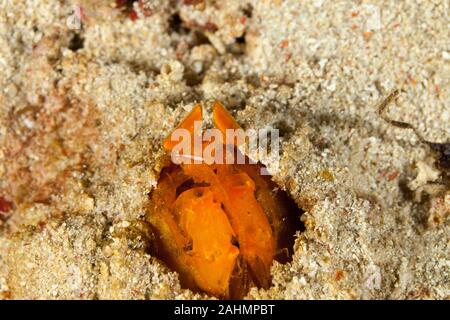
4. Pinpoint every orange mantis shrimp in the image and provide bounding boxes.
[147,101,301,299]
